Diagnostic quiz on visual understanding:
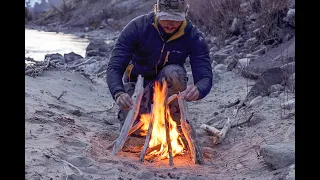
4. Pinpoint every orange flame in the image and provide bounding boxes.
[139,81,185,159]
